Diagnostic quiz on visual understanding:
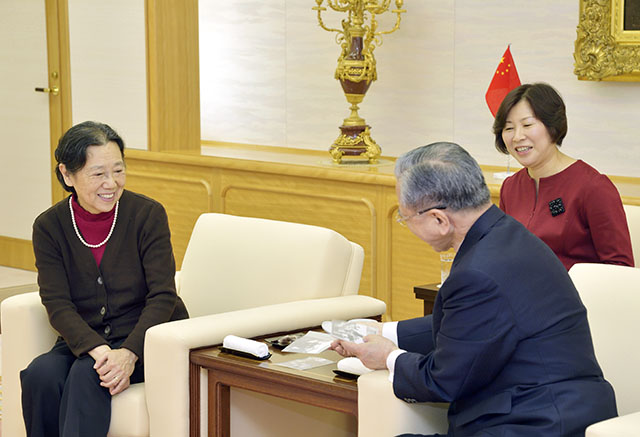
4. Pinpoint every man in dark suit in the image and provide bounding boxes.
[332,142,617,436]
